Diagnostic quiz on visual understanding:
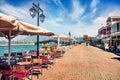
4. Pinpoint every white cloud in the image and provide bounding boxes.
[0,1,25,19]
[0,0,36,24]
[92,8,97,13]
[70,0,85,20]
[91,0,99,8]
[93,17,106,26]
[46,19,61,27]
[70,21,100,37]
[53,0,64,7]
[52,0,68,20]
[48,20,99,37]
[56,17,63,22]
[70,22,102,37]
[108,9,120,17]
[91,0,99,13]
[53,0,66,13]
